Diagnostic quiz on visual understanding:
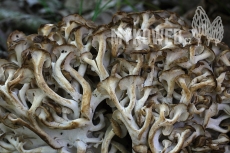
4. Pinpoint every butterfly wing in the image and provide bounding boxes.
[192,6,211,41]
[211,16,224,45]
